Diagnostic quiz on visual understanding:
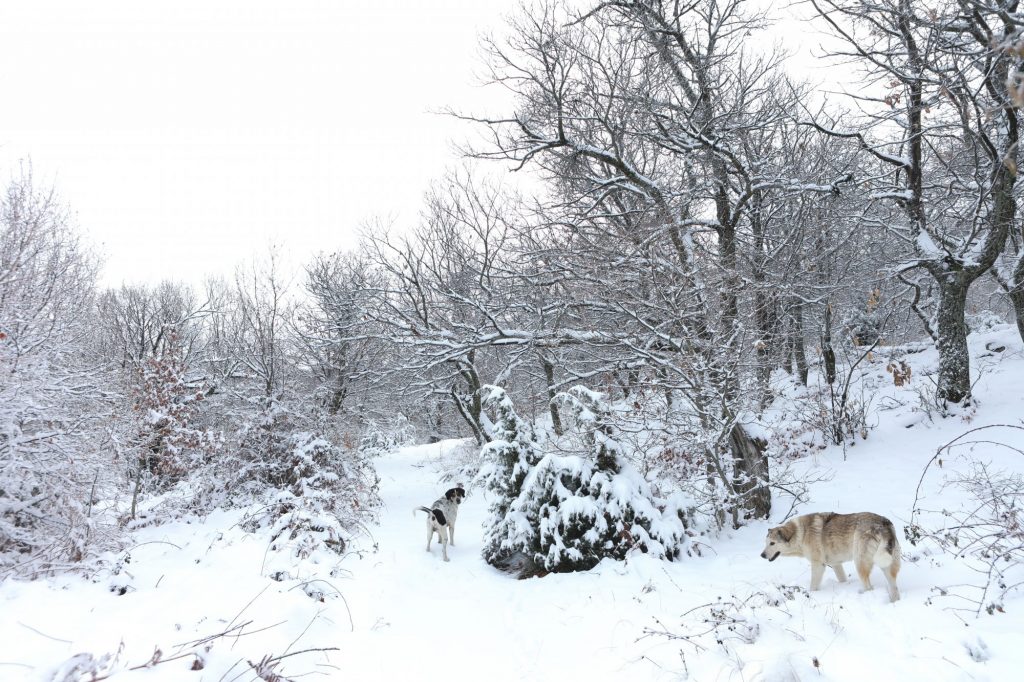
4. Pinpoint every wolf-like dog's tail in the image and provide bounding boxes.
[873,517,901,601]
[875,518,900,564]
[884,521,897,556]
